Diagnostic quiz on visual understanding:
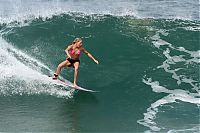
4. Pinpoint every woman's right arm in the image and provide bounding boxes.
[65,45,72,58]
